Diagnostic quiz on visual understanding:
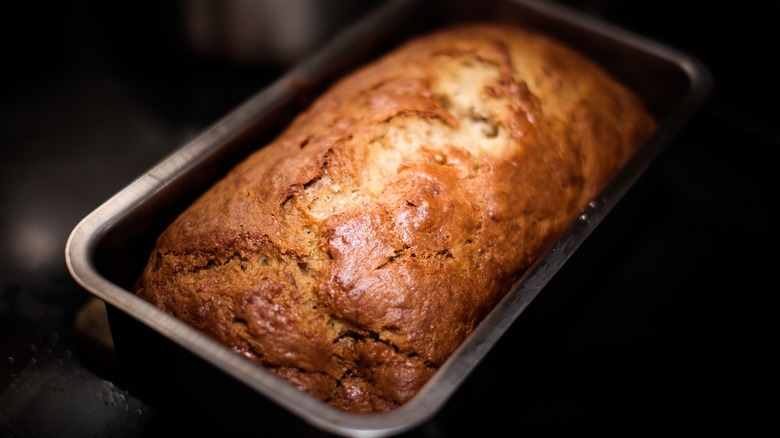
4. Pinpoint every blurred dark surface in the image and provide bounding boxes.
[1,0,776,436]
